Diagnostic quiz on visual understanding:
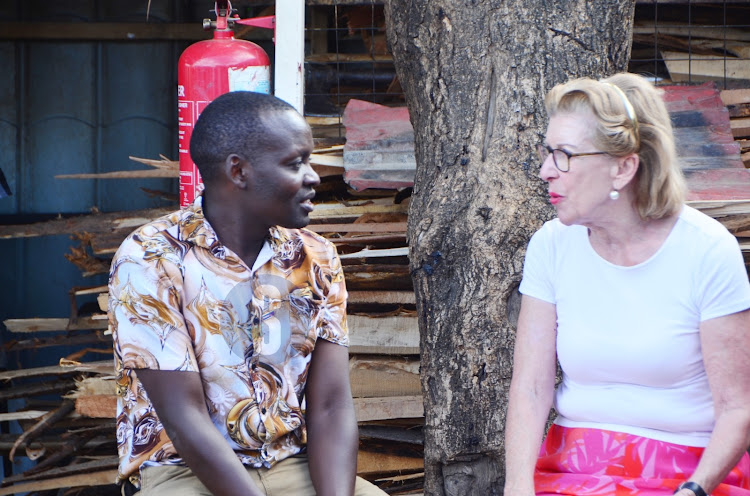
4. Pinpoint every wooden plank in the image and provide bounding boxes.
[348,291,415,305]
[333,234,406,245]
[75,395,118,419]
[0,411,48,422]
[687,199,750,216]
[350,357,420,398]
[685,168,750,201]
[721,89,750,107]
[310,153,344,167]
[72,285,108,296]
[354,396,423,422]
[633,23,750,42]
[662,49,750,82]
[0,361,114,382]
[0,469,118,496]
[308,222,407,234]
[731,117,750,138]
[357,450,424,477]
[339,247,409,259]
[0,206,174,239]
[4,316,107,333]
[55,169,178,179]
[349,315,419,355]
